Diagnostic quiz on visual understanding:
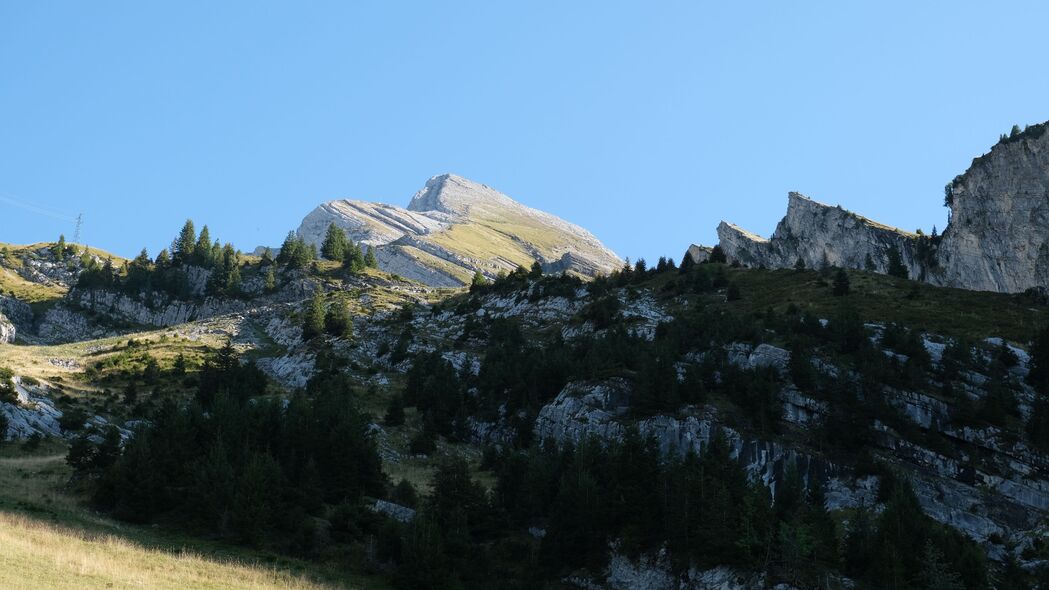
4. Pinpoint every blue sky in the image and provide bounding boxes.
[1,2,1047,263]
